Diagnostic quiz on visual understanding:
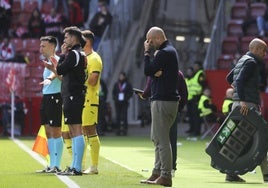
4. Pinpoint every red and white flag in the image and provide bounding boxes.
[6,68,16,92]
